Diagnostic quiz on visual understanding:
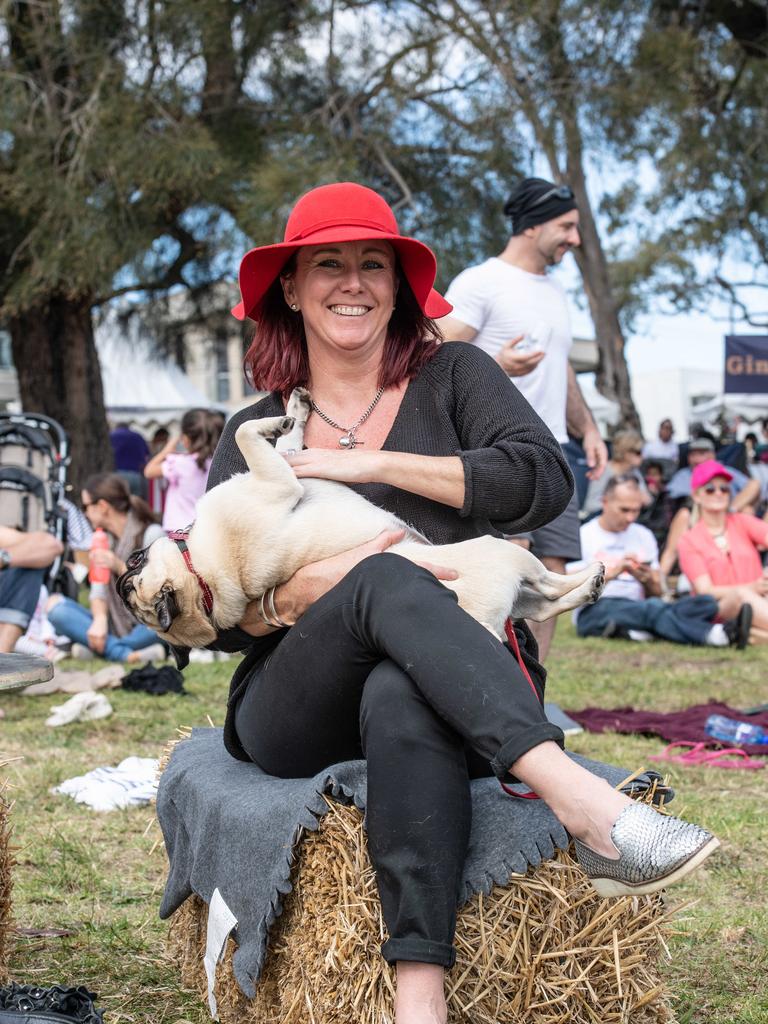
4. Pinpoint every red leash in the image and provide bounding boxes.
[499,618,541,801]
